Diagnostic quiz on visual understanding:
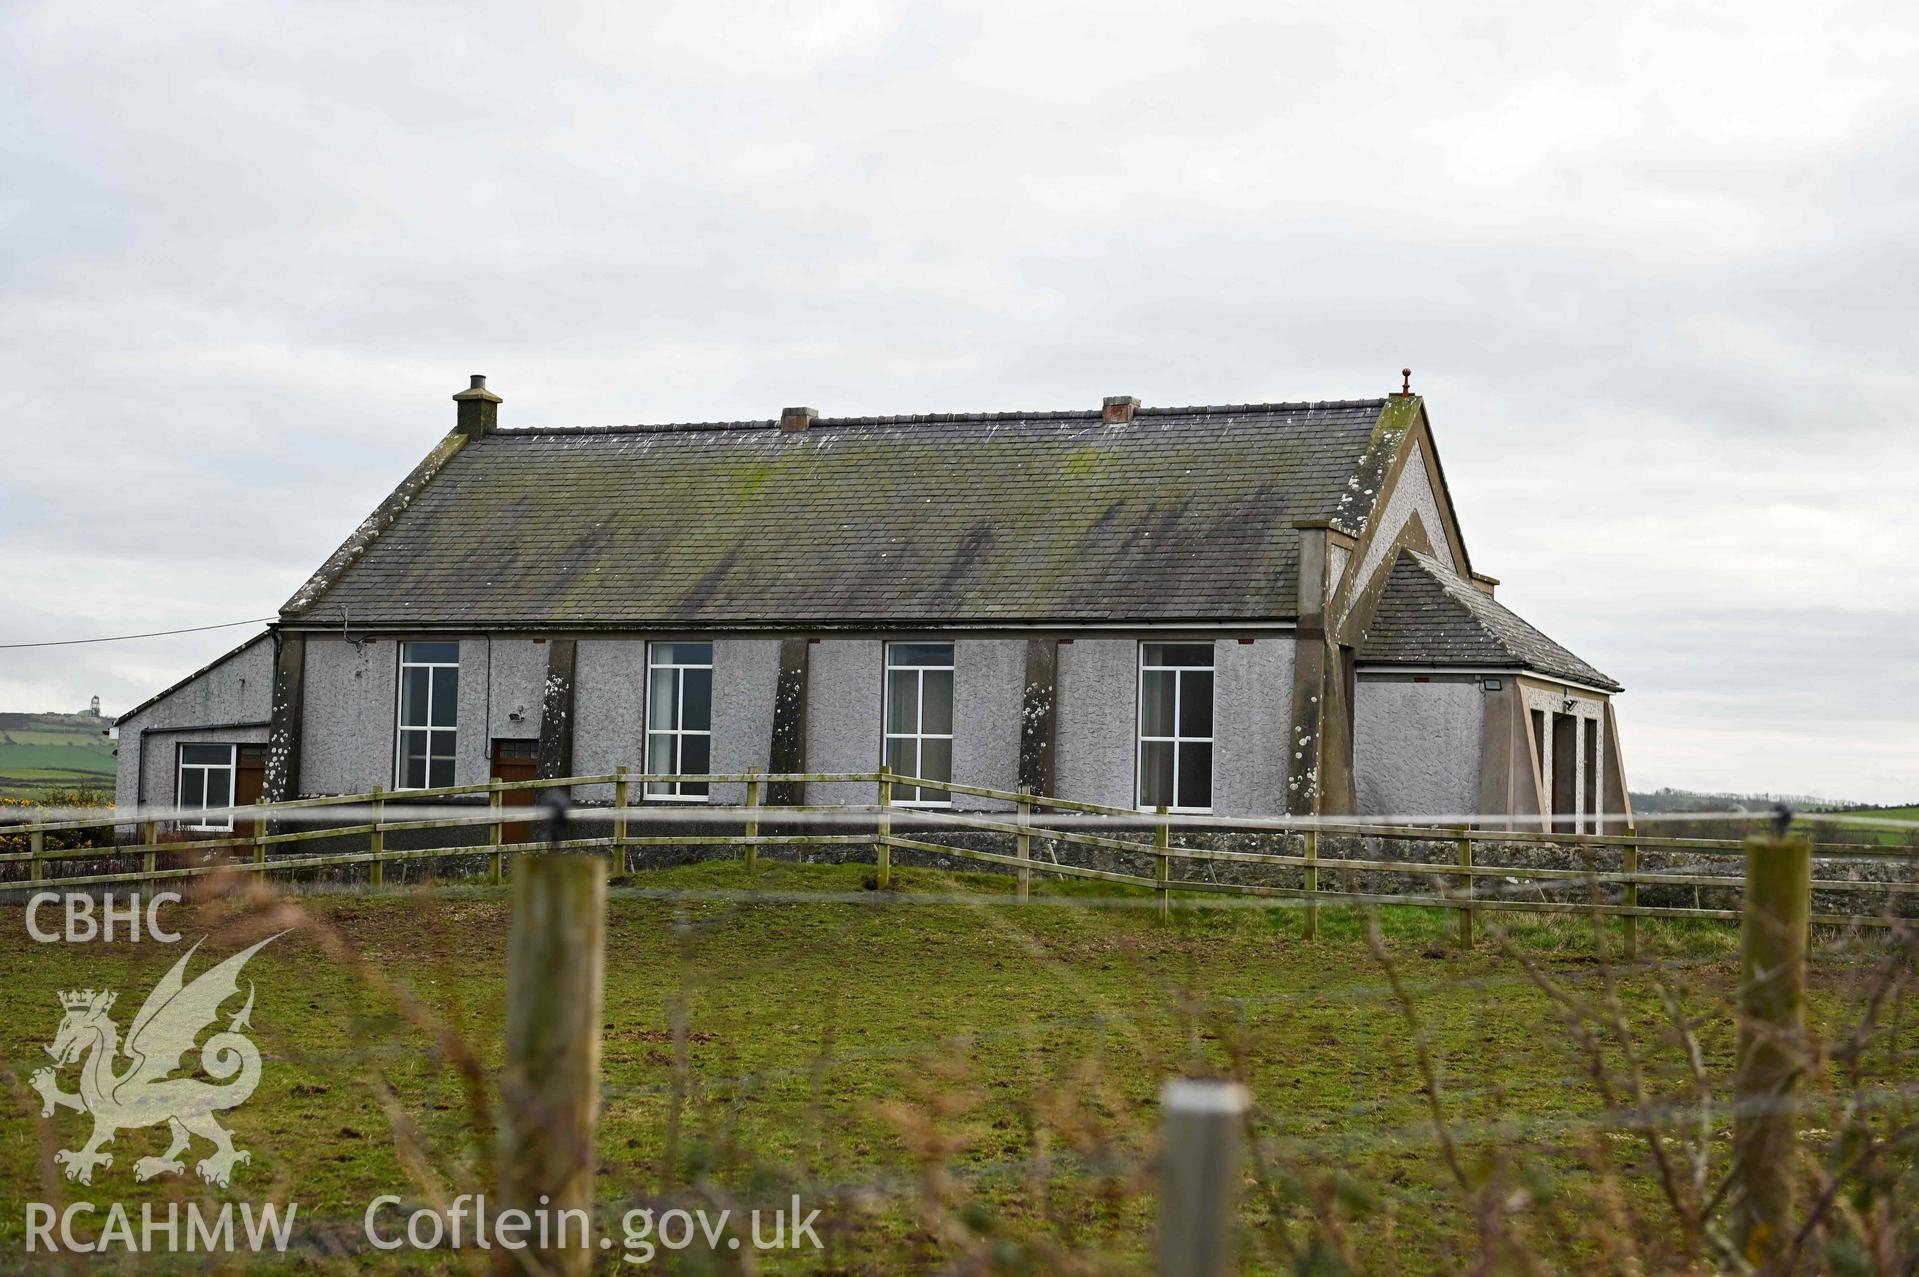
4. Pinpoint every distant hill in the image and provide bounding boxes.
[0,711,116,798]
[1631,787,1917,849]
[1629,786,1859,815]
